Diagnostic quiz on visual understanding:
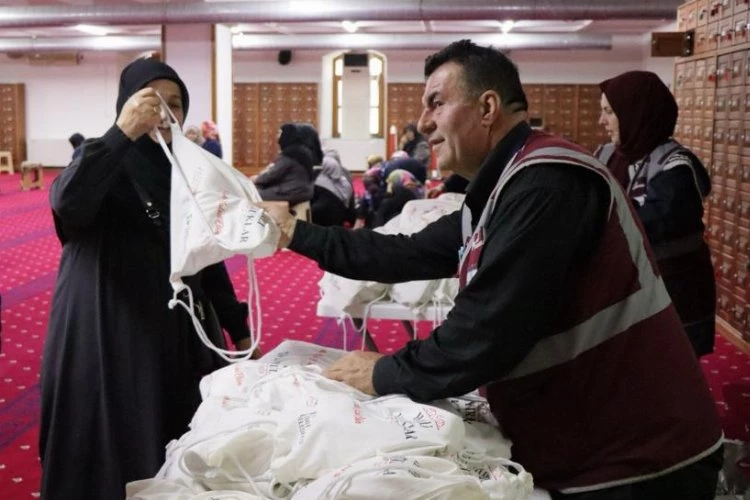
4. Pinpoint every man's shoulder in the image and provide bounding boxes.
[515,133,603,175]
